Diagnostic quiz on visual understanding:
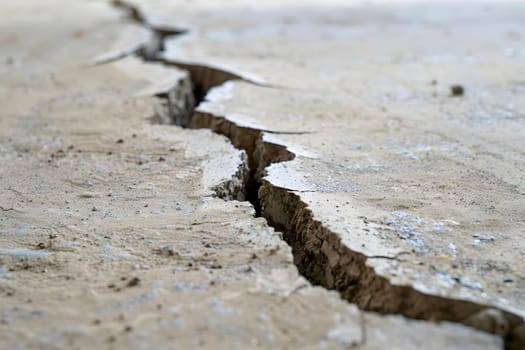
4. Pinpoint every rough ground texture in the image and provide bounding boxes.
[0,0,522,349]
